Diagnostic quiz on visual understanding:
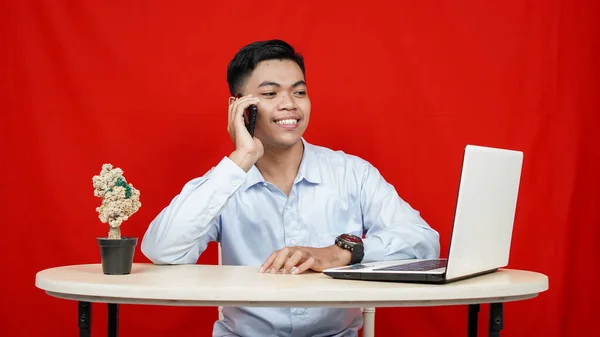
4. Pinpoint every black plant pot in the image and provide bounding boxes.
[98,237,138,275]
